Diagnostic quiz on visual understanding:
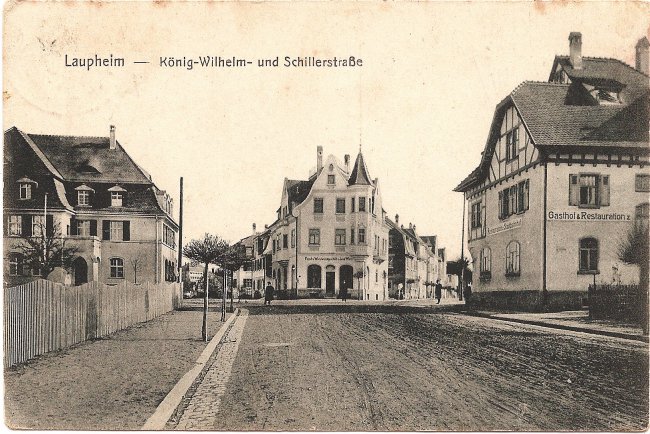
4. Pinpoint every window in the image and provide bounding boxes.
[635,174,650,192]
[498,180,529,219]
[359,197,366,212]
[77,190,90,206]
[350,227,355,244]
[110,258,124,278]
[336,198,346,213]
[283,234,288,248]
[569,174,609,208]
[328,175,335,185]
[579,238,599,273]
[103,220,130,241]
[309,229,320,245]
[291,229,296,248]
[335,229,346,245]
[313,198,324,214]
[636,203,649,224]
[110,221,123,241]
[307,265,322,288]
[351,197,355,212]
[358,228,366,244]
[19,184,31,200]
[506,127,519,161]
[111,191,123,207]
[30,215,45,237]
[8,215,21,236]
[470,201,482,229]
[77,220,91,237]
[505,241,520,276]
[163,225,175,248]
[480,247,491,280]
[9,253,22,276]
